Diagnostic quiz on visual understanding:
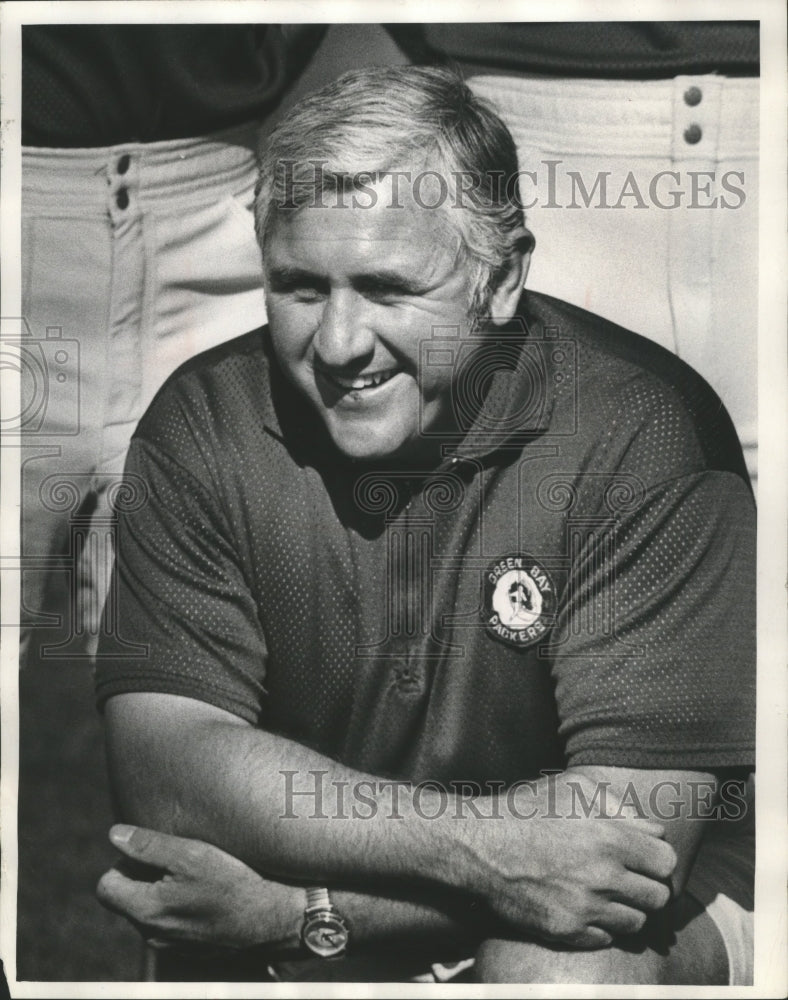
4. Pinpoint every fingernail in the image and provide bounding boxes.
[110,824,135,844]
